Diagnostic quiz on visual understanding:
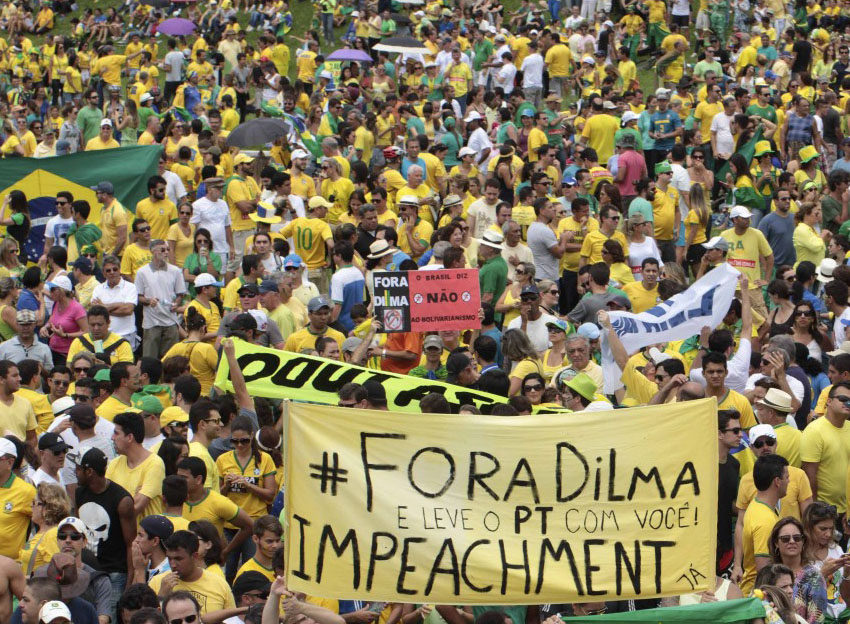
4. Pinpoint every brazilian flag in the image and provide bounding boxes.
[0,146,161,262]
[568,598,765,623]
